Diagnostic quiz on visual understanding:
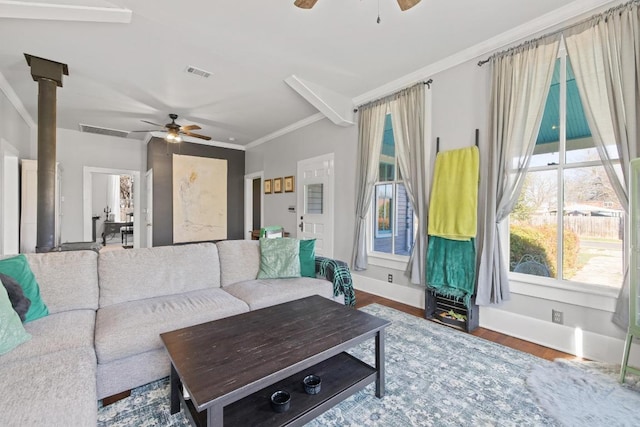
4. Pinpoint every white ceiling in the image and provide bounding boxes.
[0,0,621,147]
